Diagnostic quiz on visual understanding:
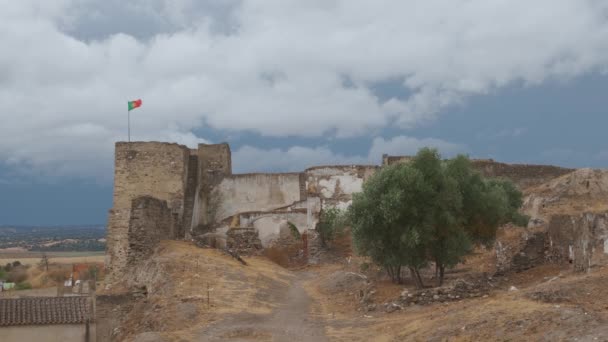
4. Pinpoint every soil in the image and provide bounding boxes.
[198,272,328,341]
